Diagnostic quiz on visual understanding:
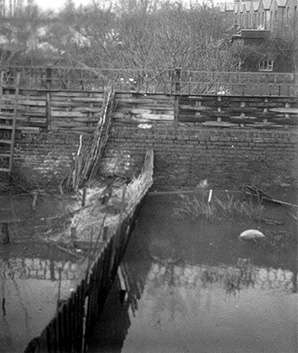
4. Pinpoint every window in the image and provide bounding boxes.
[259,59,274,71]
